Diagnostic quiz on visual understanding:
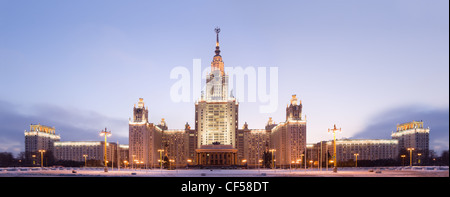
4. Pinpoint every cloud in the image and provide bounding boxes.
[352,104,449,155]
[0,100,128,157]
